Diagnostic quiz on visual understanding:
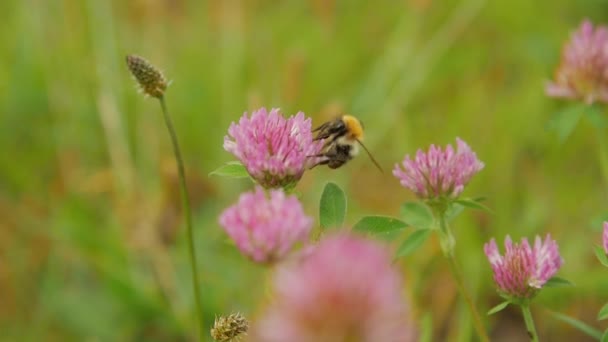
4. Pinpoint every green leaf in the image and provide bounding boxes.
[586,104,606,129]
[545,103,585,143]
[602,328,608,342]
[352,216,408,237]
[589,213,608,230]
[454,198,492,213]
[445,202,465,221]
[487,301,509,315]
[594,246,608,267]
[319,182,347,229]
[543,276,574,288]
[550,311,603,340]
[598,302,608,321]
[208,161,250,178]
[395,229,432,258]
[400,202,434,230]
